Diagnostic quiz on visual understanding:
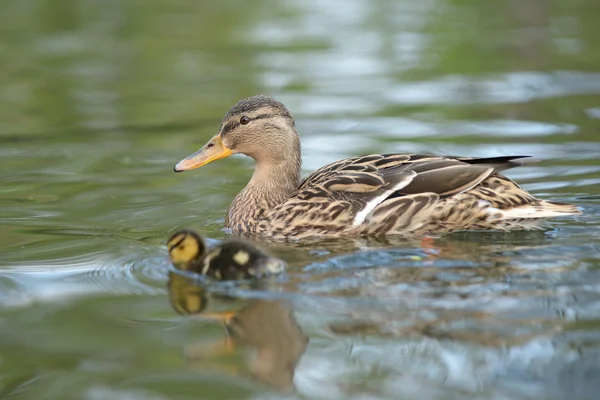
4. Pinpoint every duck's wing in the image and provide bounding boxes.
[298,154,532,194]
[263,154,533,237]
[391,154,533,197]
